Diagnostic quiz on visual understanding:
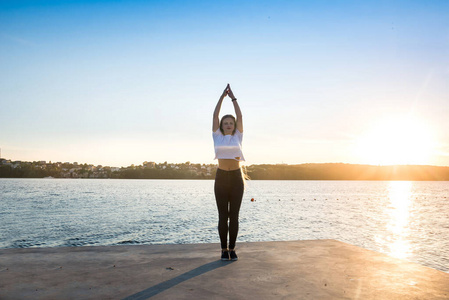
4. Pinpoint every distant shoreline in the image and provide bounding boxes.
[1,159,449,181]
